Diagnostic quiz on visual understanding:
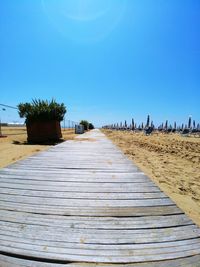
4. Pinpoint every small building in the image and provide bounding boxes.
[75,124,84,134]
